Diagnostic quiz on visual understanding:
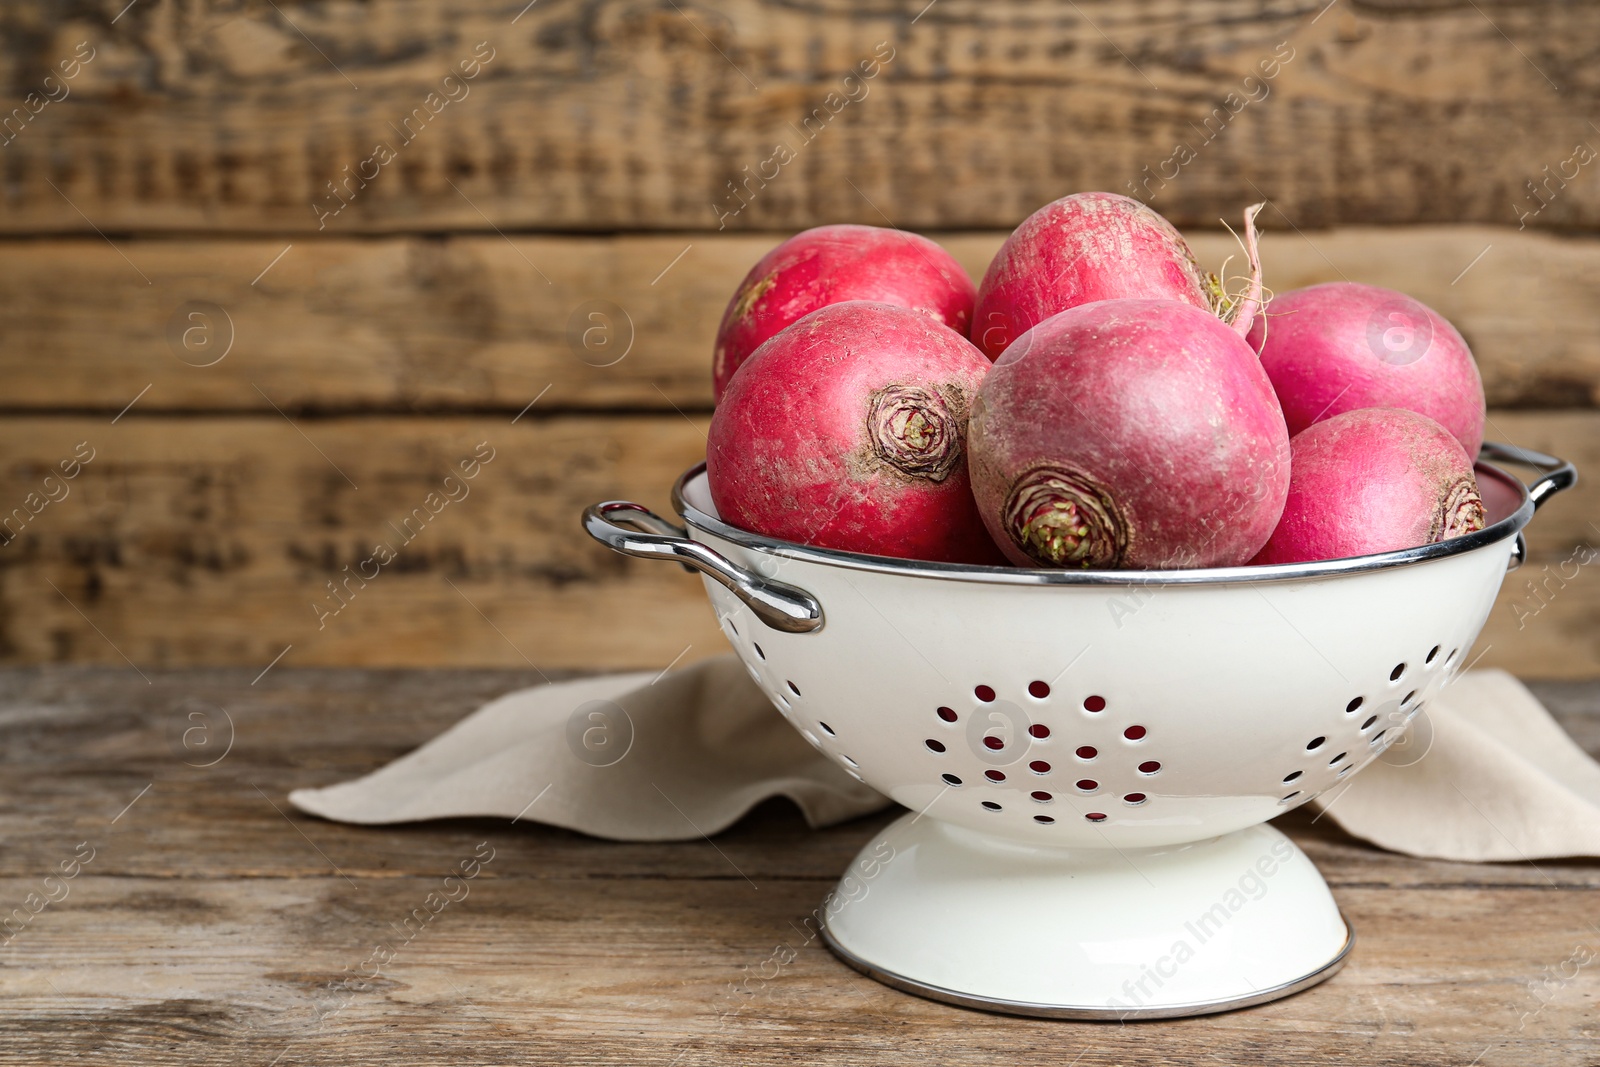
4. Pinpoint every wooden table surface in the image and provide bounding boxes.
[3,667,1598,1066]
